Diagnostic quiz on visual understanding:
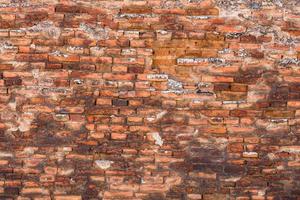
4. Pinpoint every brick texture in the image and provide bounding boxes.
[0,0,300,199]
